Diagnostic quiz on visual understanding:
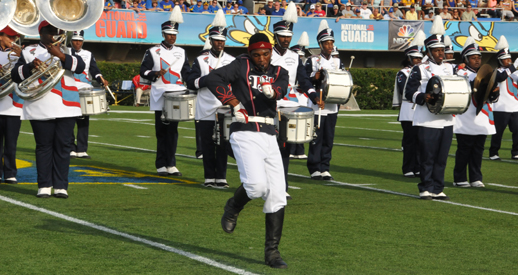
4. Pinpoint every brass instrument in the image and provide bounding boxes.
[0,0,17,31]
[0,42,22,99]
[473,64,498,115]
